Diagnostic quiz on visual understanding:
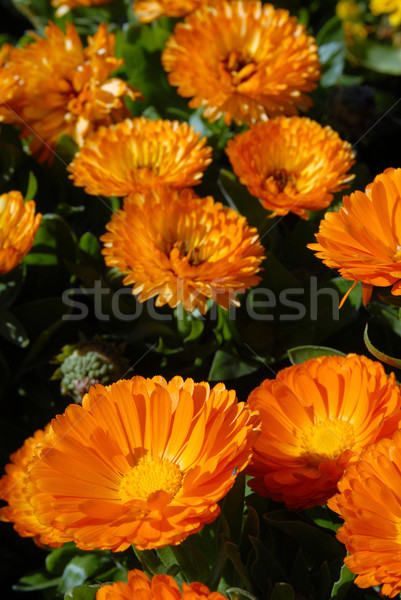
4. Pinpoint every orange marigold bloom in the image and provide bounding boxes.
[0,191,42,274]
[51,0,117,18]
[133,0,208,22]
[101,188,265,314]
[2,22,141,161]
[308,167,401,306]
[96,569,229,600]
[0,425,68,547]
[68,118,212,197]
[328,429,401,597]
[246,354,401,510]
[226,117,355,219]
[161,1,321,126]
[27,376,259,551]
